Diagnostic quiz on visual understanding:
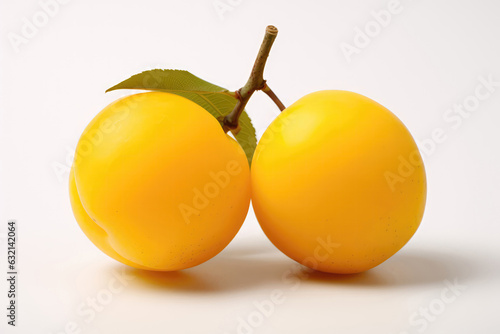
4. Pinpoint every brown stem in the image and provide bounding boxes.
[221,25,282,132]
[262,83,286,111]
